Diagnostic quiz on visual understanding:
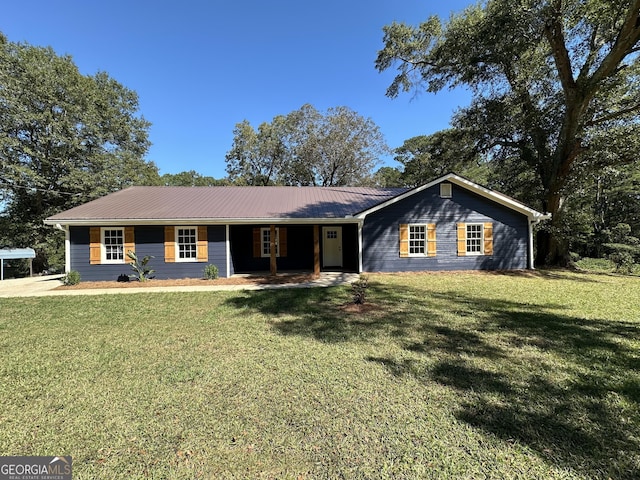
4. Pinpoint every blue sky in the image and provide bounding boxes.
[2,0,474,179]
